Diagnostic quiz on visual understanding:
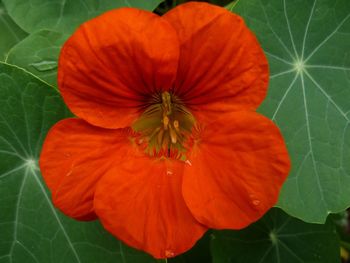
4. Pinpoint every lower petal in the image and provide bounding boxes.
[94,157,207,259]
[39,118,135,220]
[183,111,291,229]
